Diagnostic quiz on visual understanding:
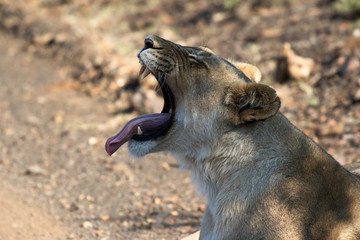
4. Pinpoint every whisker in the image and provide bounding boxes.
[153,84,158,91]
[159,74,167,89]
[153,83,161,93]
[152,72,167,94]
